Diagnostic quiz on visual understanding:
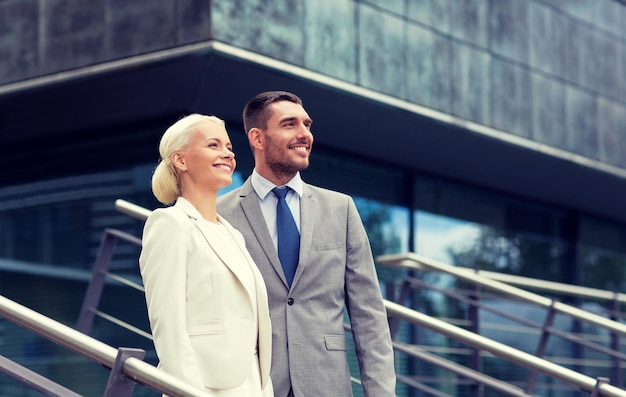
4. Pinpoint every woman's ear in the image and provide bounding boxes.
[248,128,264,151]
[171,152,187,171]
